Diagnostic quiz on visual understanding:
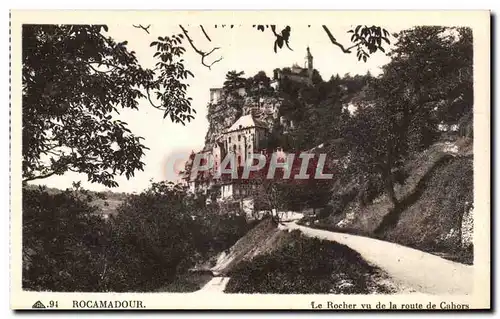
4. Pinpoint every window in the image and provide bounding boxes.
[239,125,242,129]
[238,135,241,142]
[228,137,231,143]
